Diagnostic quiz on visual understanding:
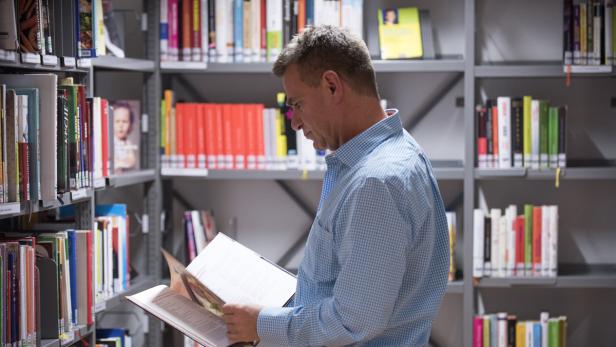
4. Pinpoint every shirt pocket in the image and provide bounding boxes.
[301,218,337,283]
